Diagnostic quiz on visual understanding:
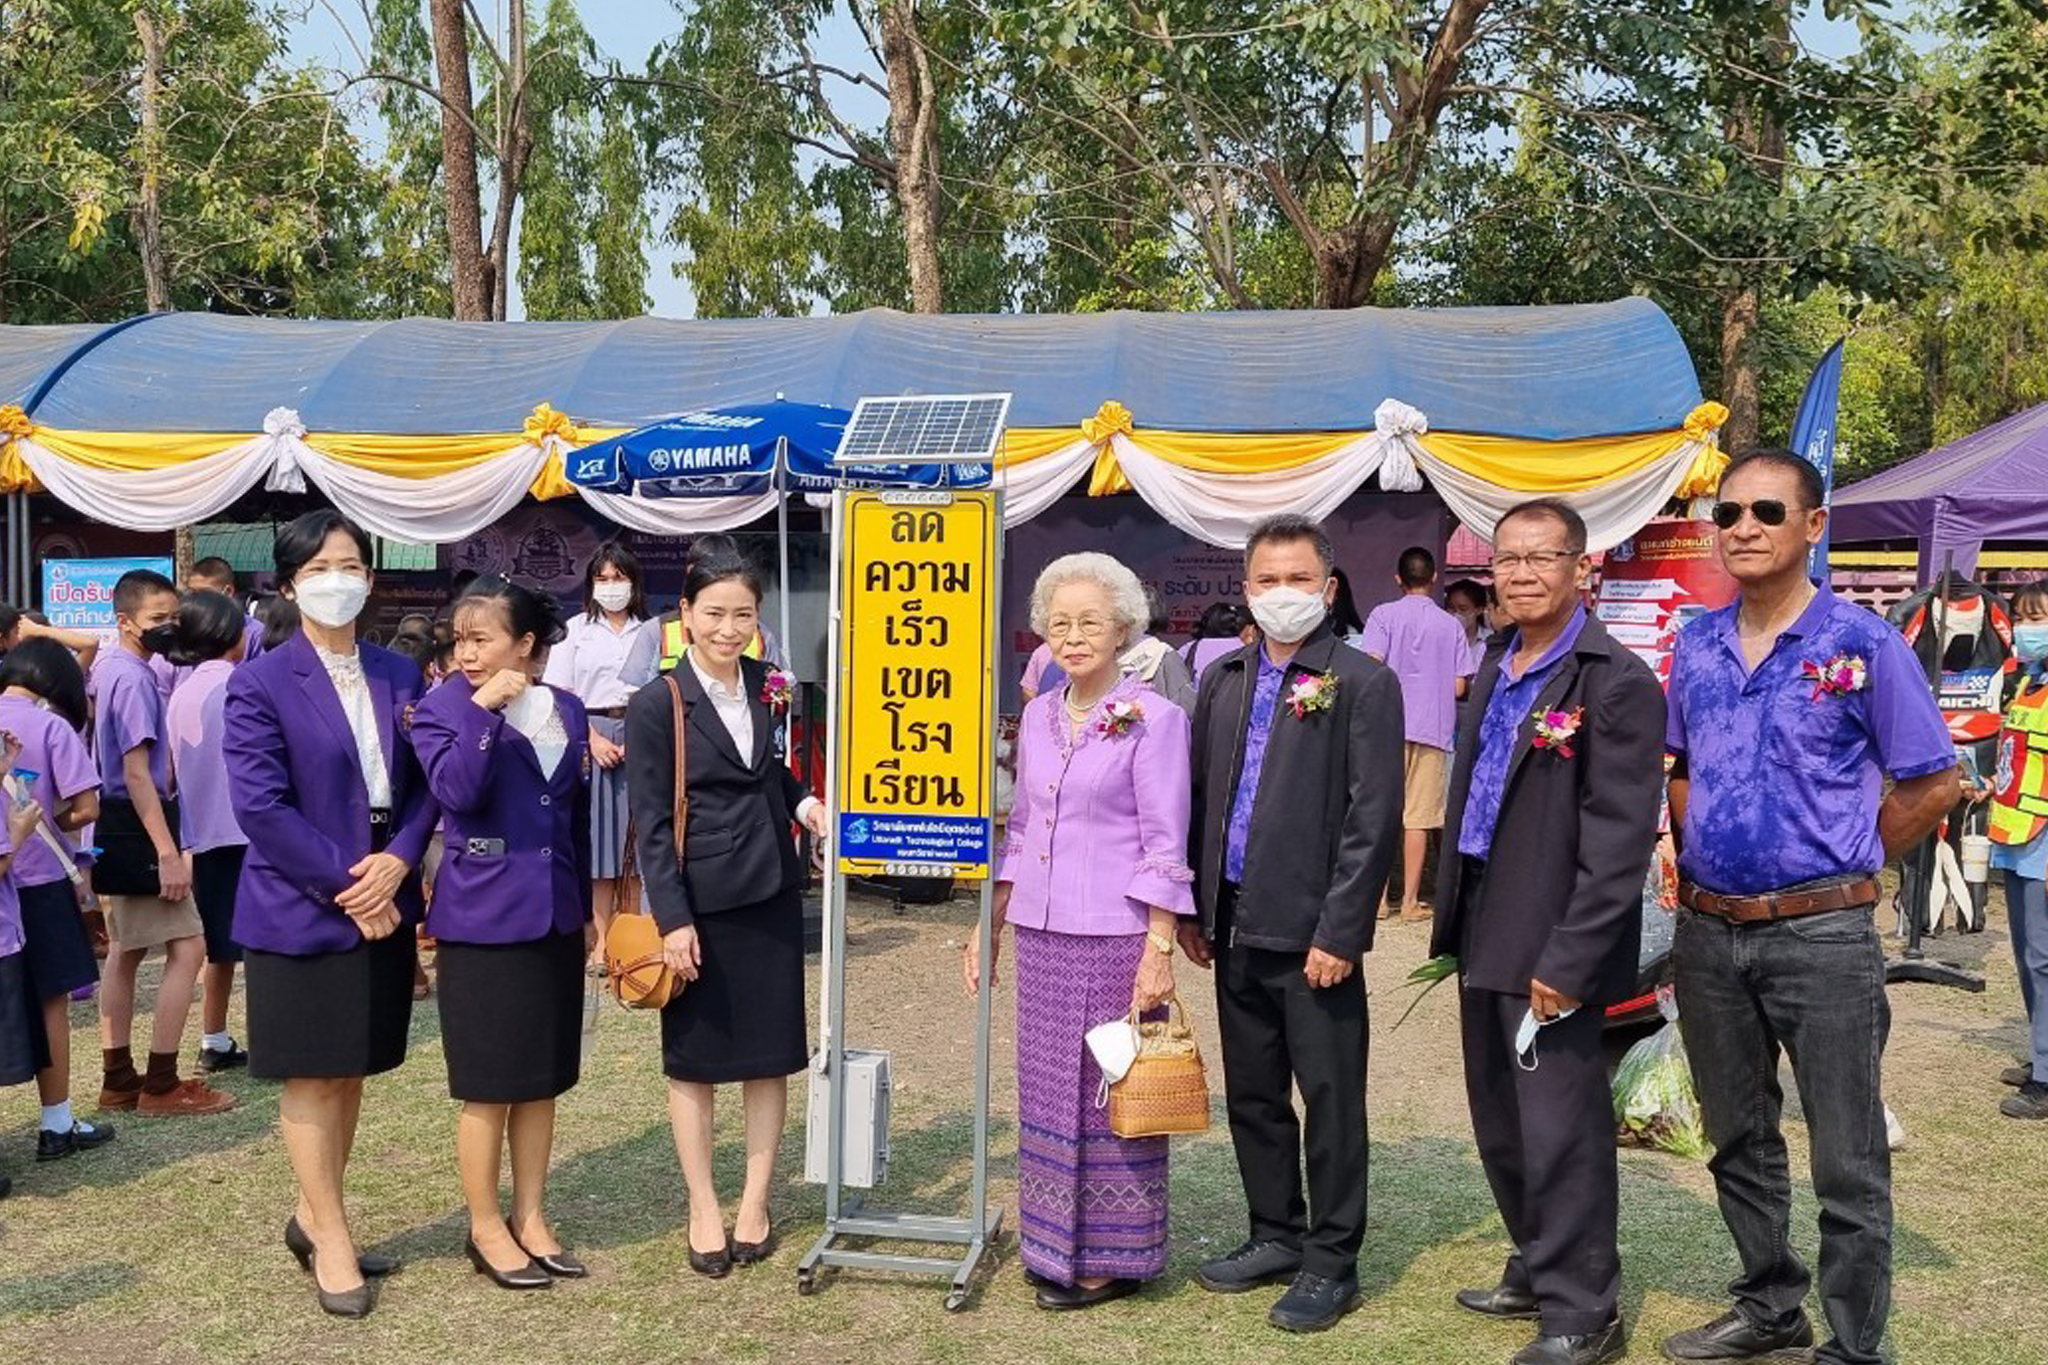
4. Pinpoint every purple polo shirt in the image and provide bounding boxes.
[0,694,98,887]
[165,659,245,853]
[94,648,171,802]
[1361,593,1475,751]
[1667,587,1955,895]
[1459,606,1586,859]
[0,825,20,956]
[1225,648,1287,883]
